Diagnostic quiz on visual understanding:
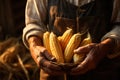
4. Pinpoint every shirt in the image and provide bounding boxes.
[23,0,94,48]
[23,0,120,58]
